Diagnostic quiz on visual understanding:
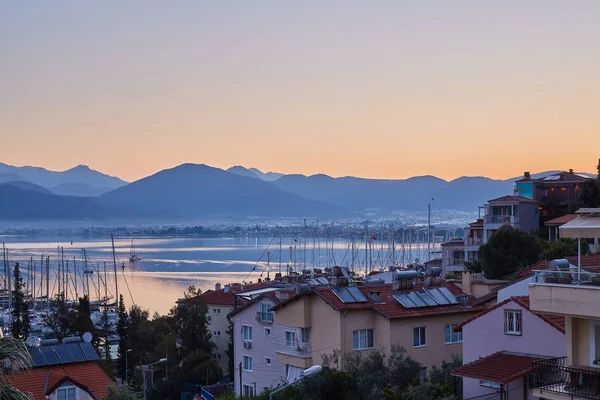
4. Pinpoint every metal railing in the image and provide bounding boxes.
[256,312,274,323]
[465,238,483,246]
[529,357,600,399]
[532,270,600,287]
[484,215,519,225]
